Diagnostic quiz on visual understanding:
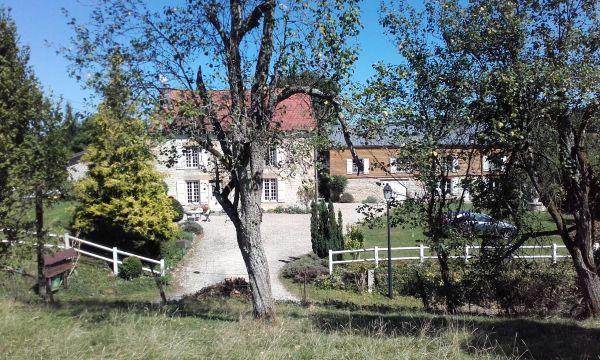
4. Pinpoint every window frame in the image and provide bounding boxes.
[265,146,278,167]
[186,180,200,204]
[183,146,199,168]
[262,178,278,202]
